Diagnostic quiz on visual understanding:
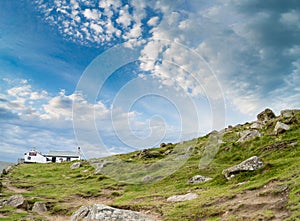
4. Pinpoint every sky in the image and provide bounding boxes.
[0,0,300,163]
